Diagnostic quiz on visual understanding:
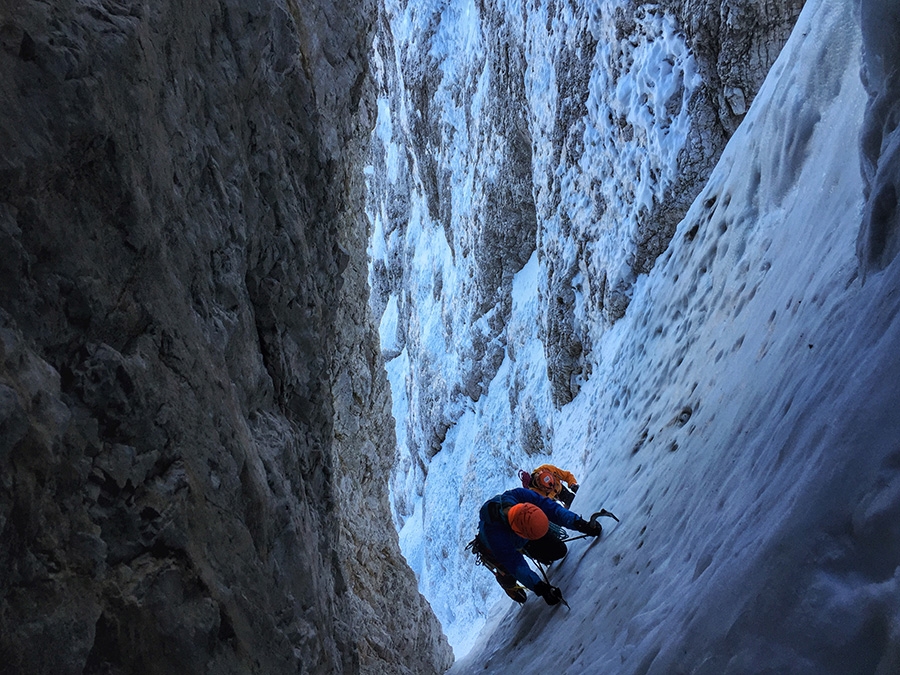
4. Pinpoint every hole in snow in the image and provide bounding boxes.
[685,223,700,242]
